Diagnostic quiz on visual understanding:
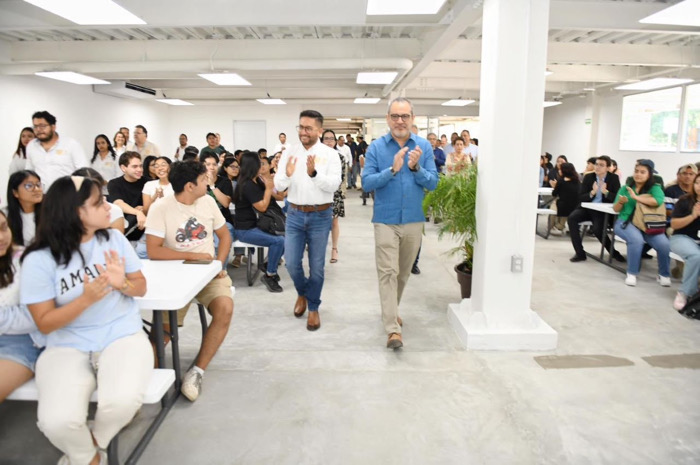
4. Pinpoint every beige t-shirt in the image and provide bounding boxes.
[145,194,225,256]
